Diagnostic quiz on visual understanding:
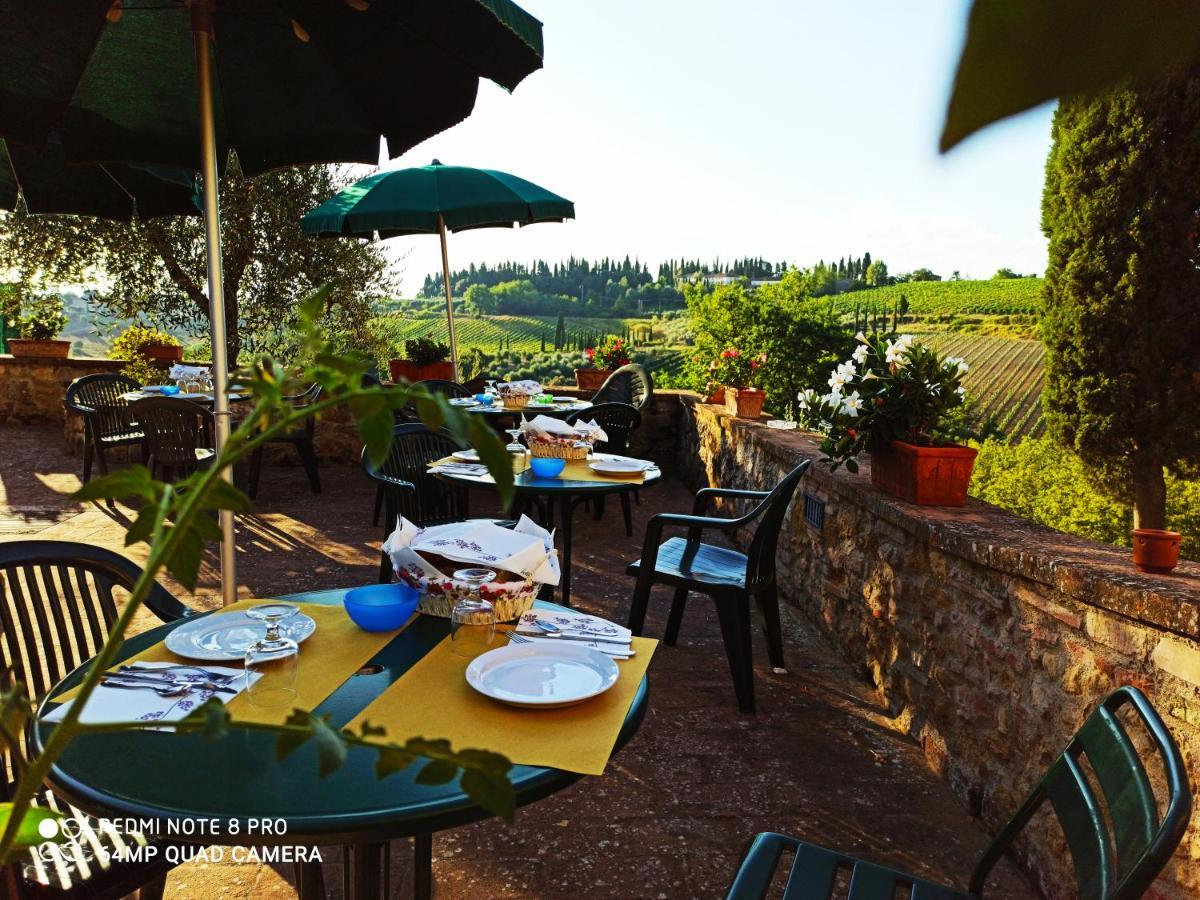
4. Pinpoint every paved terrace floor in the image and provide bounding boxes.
[0,425,1035,898]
